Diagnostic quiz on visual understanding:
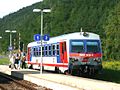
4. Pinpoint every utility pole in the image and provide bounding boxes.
[14,39,16,50]
[5,30,16,57]
[19,33,21,52]
[33,8,51,74]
